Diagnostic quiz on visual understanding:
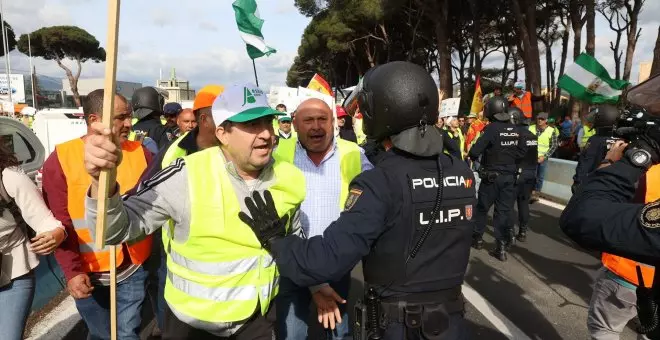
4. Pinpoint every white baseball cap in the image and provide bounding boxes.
[211,83,283,124]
